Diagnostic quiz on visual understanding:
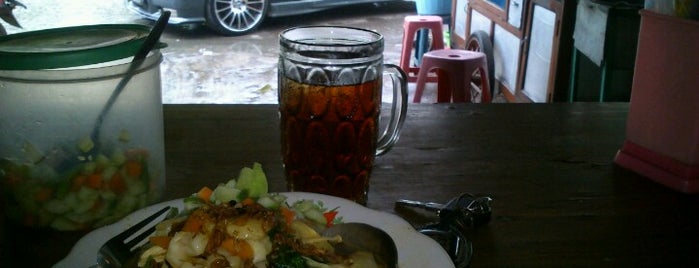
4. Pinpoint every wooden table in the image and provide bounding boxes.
[2,103,698,267]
